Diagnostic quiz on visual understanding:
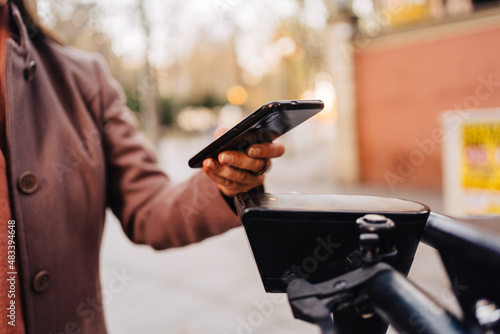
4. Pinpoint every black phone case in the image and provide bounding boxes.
[188,100,324,168]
